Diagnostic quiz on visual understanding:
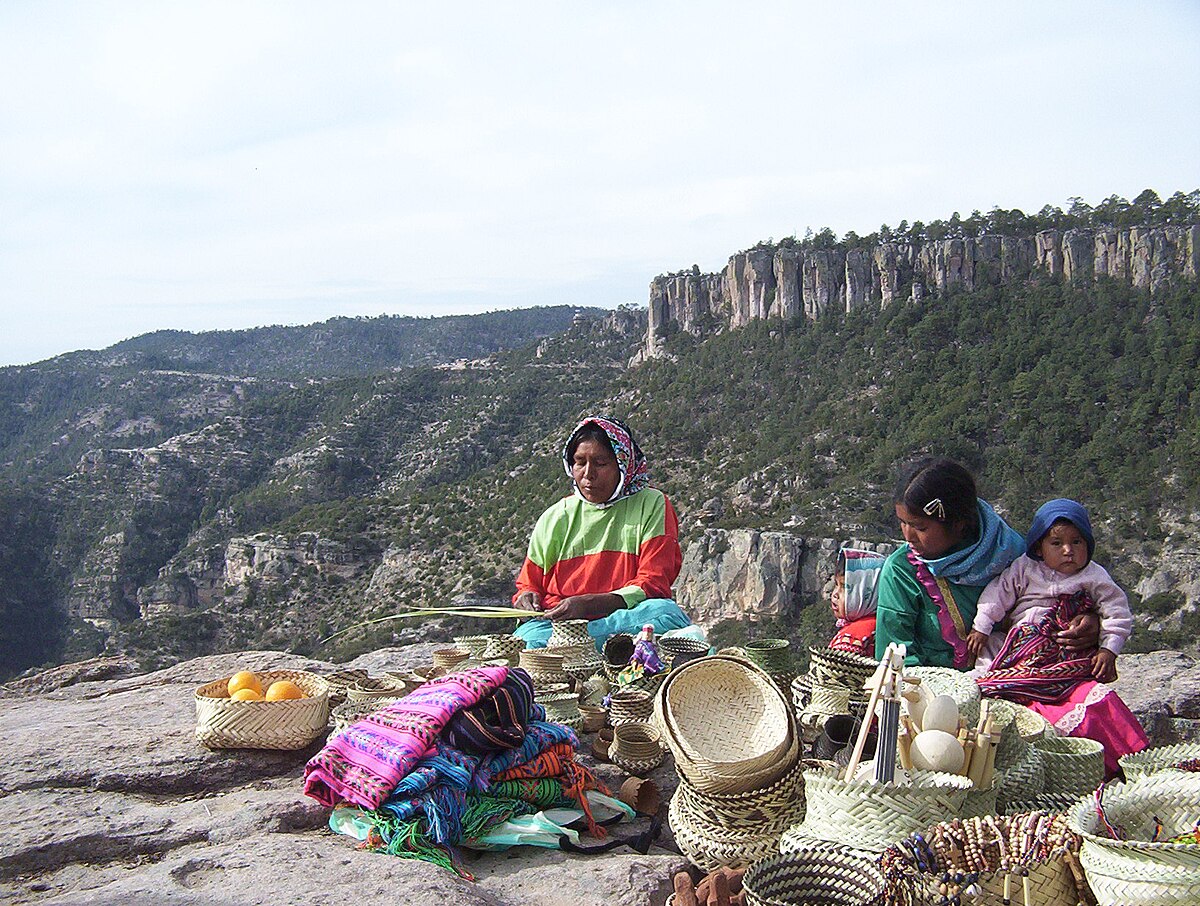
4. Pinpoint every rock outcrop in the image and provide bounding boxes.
[645,224,1200,356]
[0,650,684,906]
